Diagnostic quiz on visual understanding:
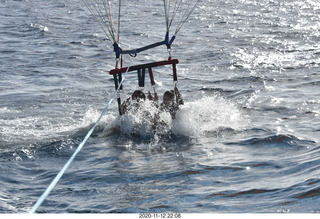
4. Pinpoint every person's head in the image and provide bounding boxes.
[163,90,175,106]
[132,90,146,102]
